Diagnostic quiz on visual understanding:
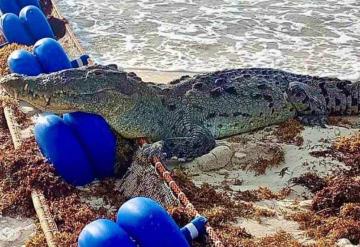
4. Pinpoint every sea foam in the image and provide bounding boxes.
[57,0,360,78]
